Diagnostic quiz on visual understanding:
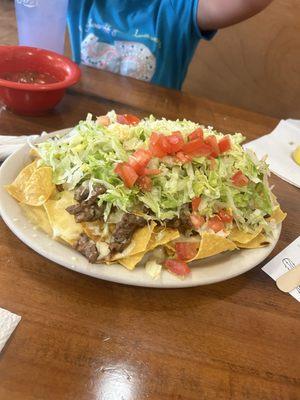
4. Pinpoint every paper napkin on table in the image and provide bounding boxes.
[0,135,38,162]
[0,307,21,352]
[244,119,300,188]
[262,237,300,302]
